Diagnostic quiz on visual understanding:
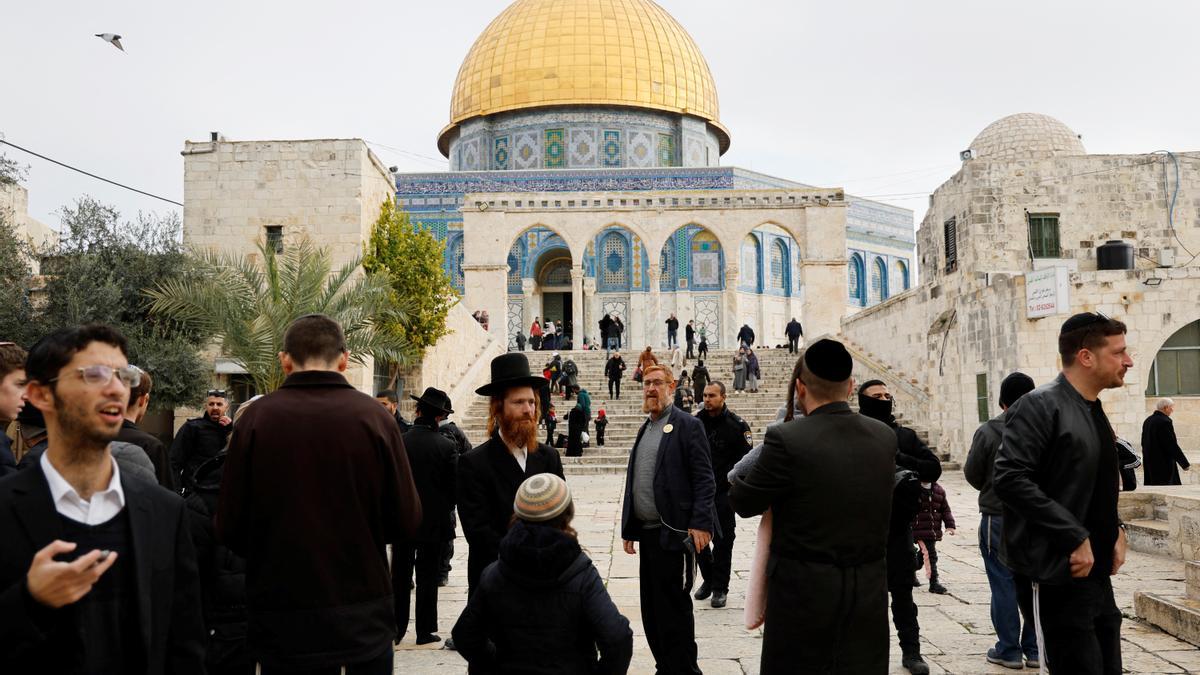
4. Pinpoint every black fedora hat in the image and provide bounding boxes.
[476,352,548,396]
[411,387,454,416]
